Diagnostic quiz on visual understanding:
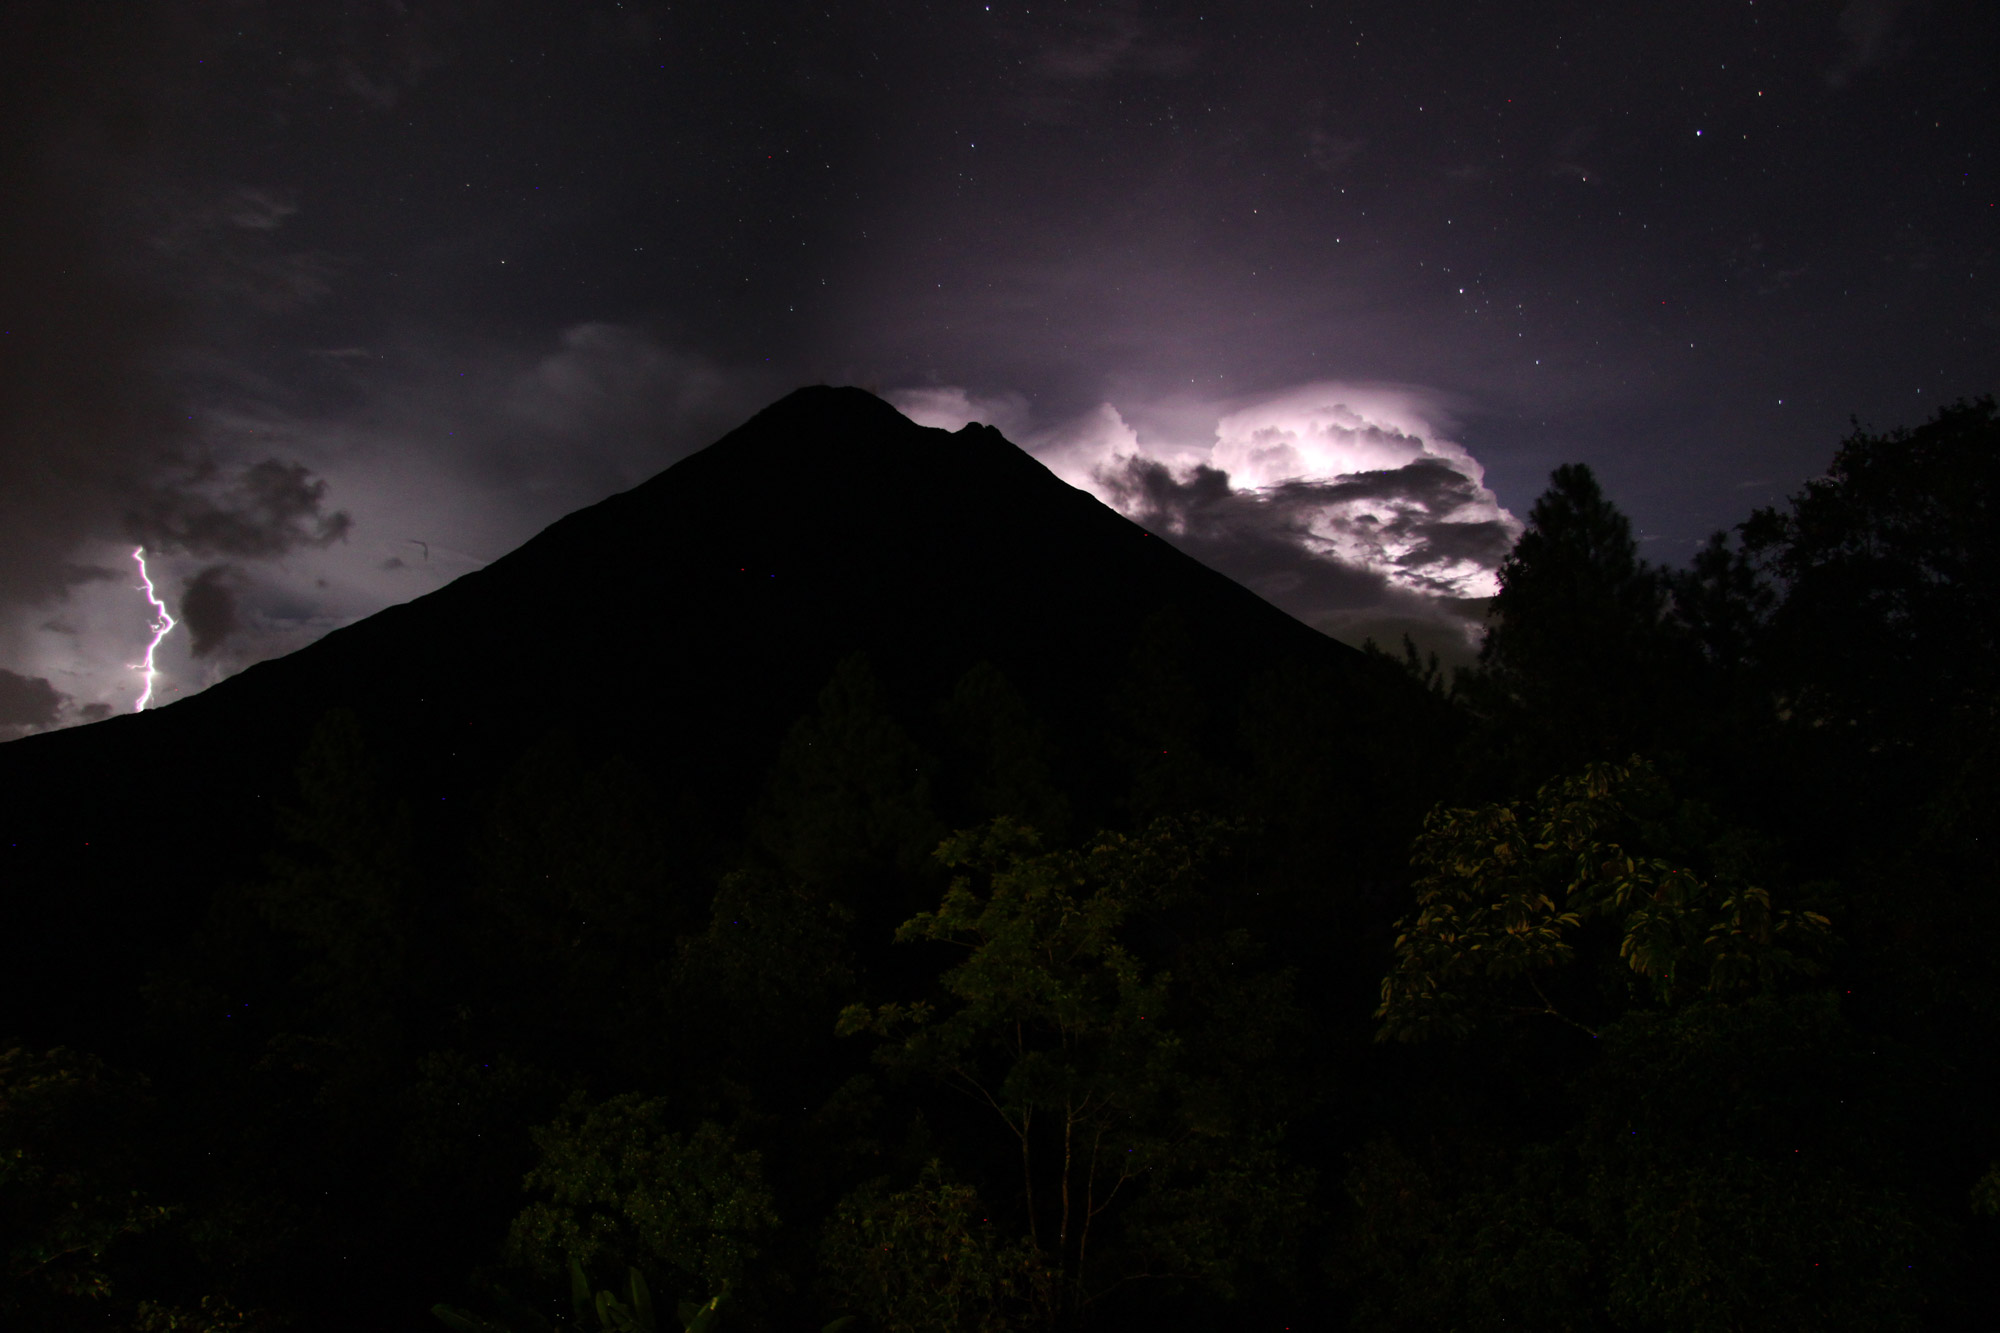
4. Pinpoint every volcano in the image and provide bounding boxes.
[0,386,1419,1040]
